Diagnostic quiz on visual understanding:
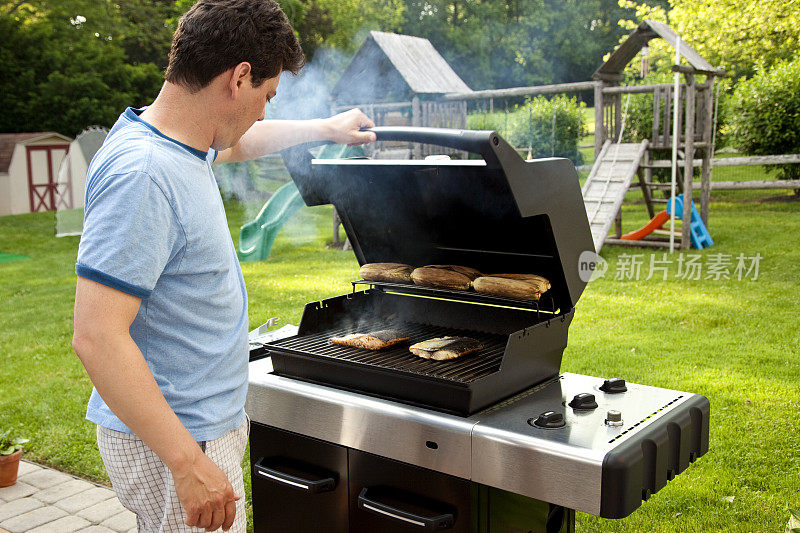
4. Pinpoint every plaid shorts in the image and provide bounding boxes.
[97,417,249,533]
